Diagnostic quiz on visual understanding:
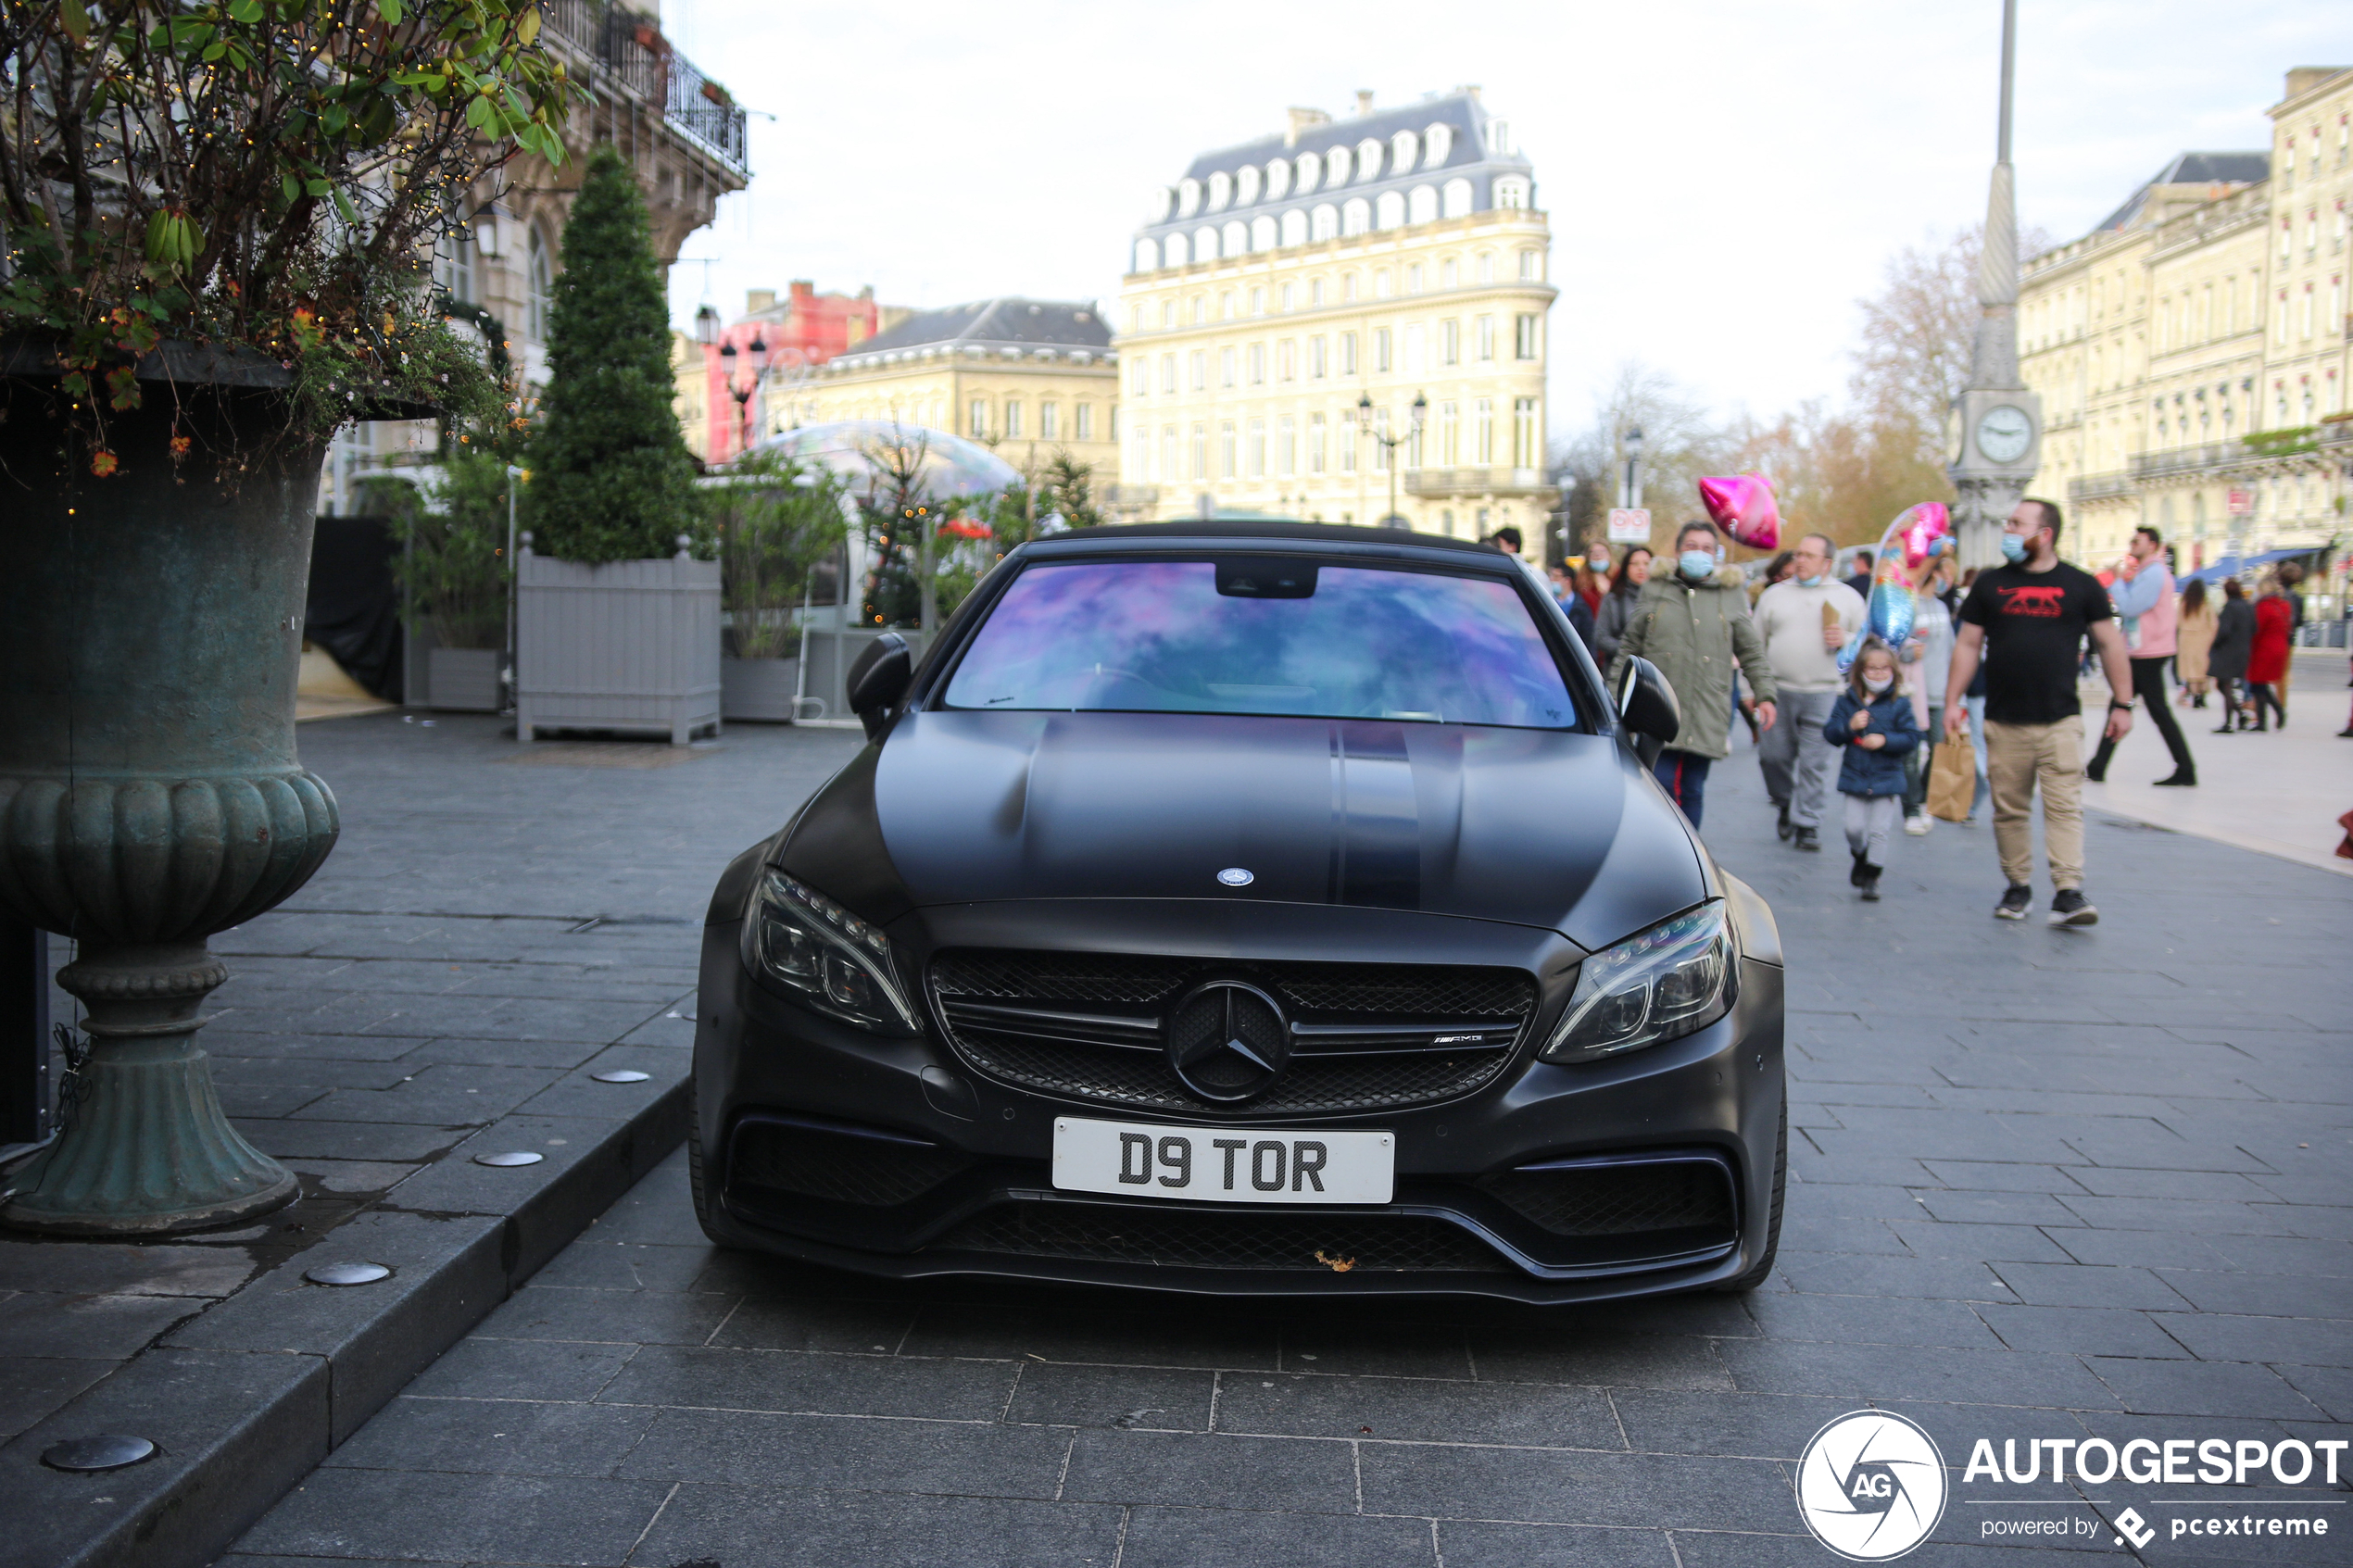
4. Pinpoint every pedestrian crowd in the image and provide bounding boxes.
[1552,495,2349,927]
